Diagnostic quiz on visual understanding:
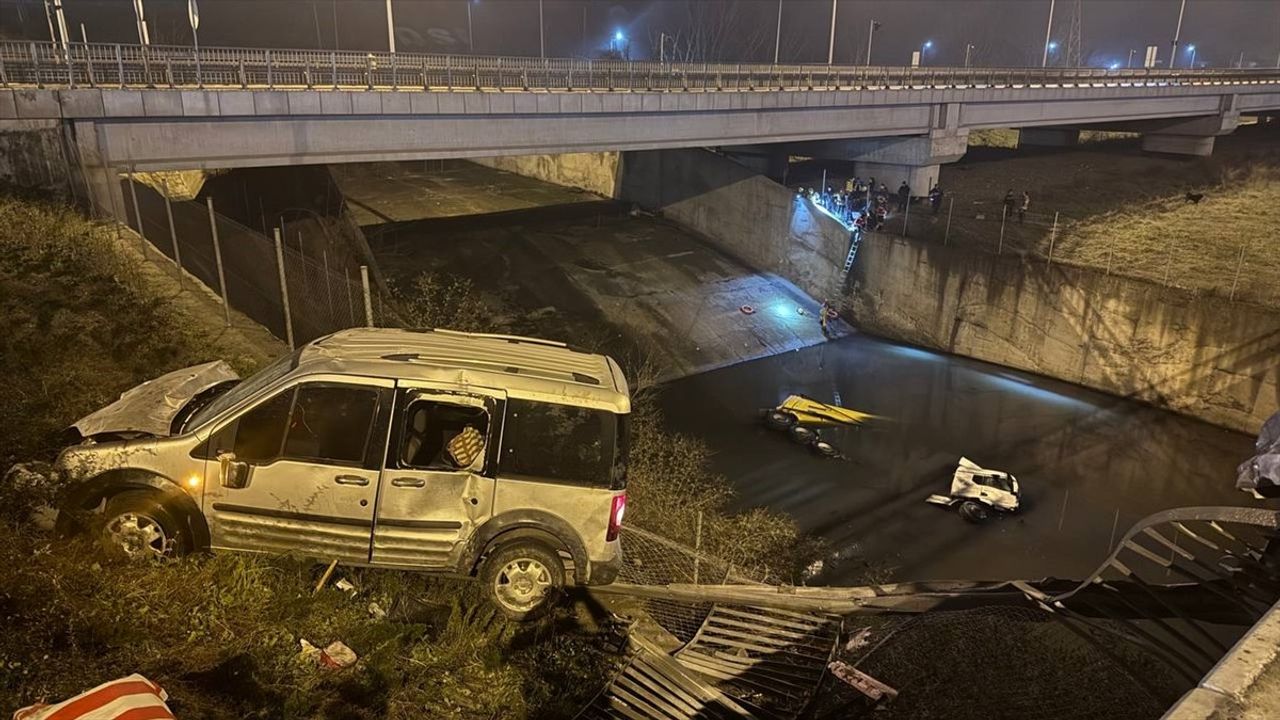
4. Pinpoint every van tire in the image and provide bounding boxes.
[97,490,190,560]
[482,542,564,622]
[958,500,990,524]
